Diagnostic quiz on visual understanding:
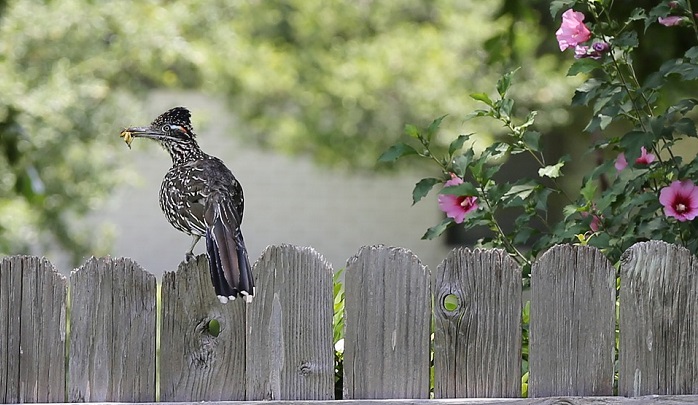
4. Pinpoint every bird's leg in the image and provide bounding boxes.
[185,235,201,263]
